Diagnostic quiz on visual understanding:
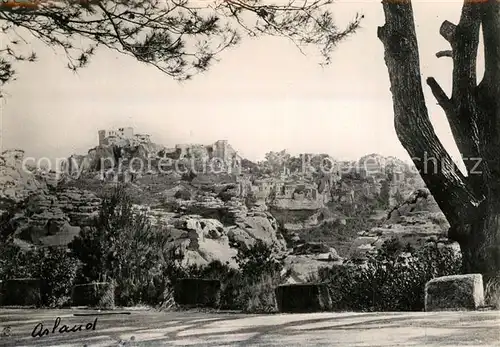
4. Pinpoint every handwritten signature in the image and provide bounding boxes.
[31,317,97,338]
